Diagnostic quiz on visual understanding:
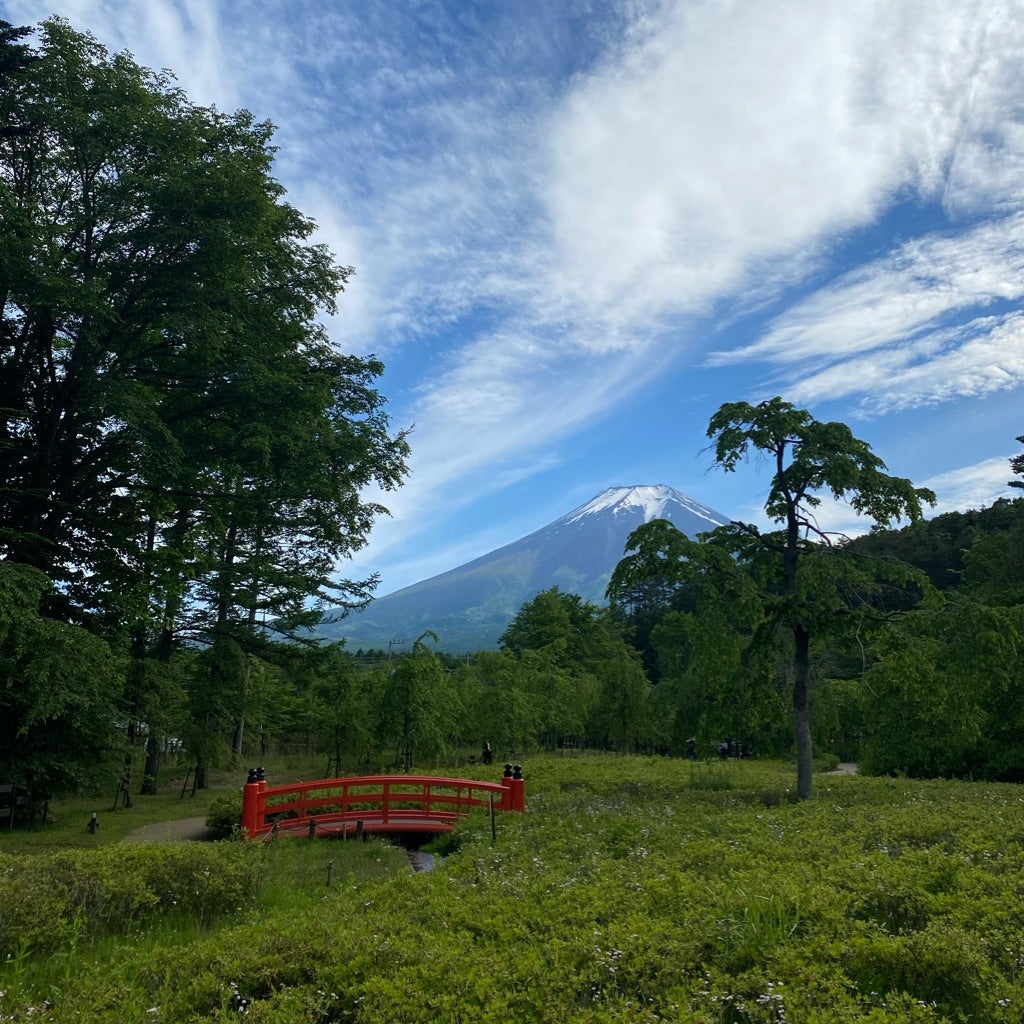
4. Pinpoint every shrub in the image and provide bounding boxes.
[0,843,263,955]
[205,791,243,840]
